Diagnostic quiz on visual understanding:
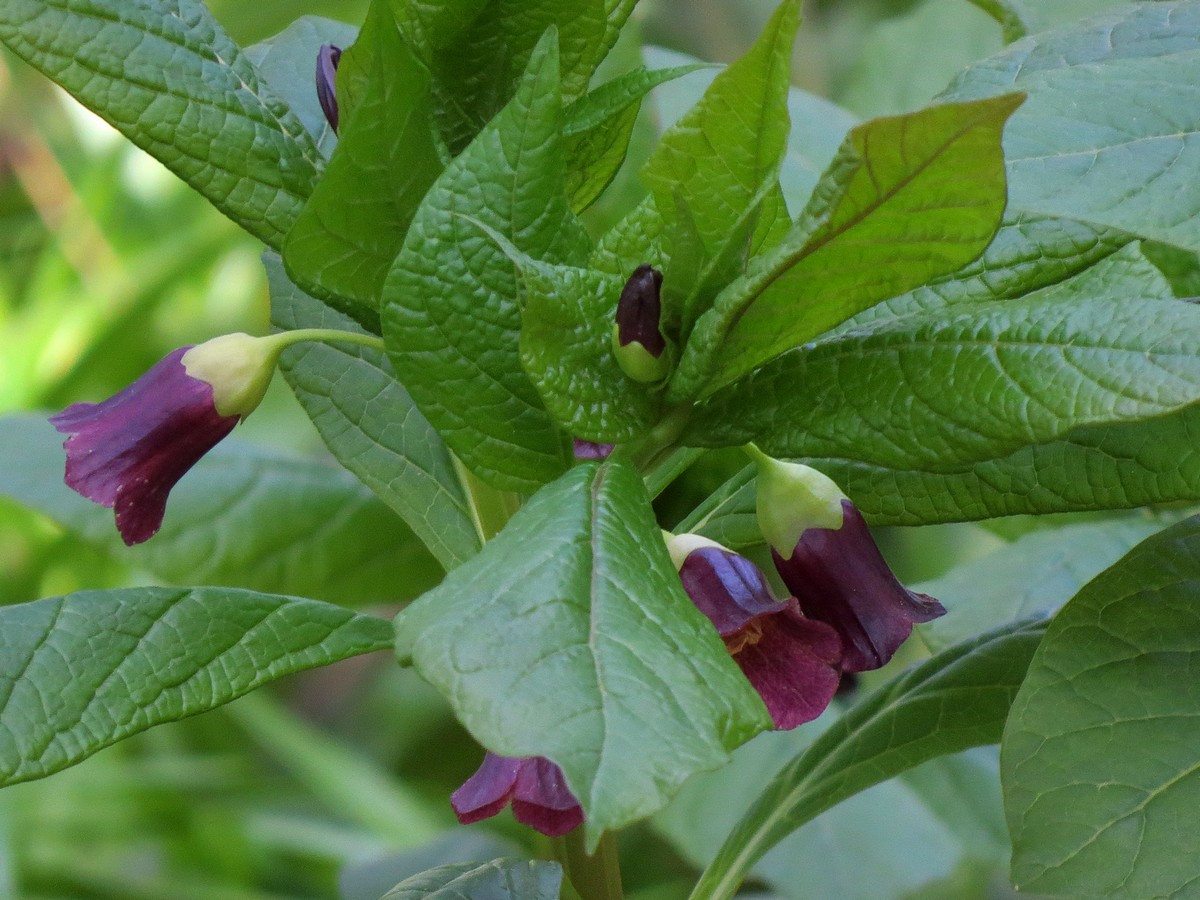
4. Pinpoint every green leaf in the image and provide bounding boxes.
[422,0,636,154]
[670,93,1024,400]
[394,459,770,848]
[283,1,445,315]
[0,413,439,604]
[564,64,706,214]
[266,253,481,572]
[686,246,1196,472]
[382,32,587,491]
[245,16,358,150]
[642,0,799,260]
[942,2,1200,254]
[519,264,661,442]
[0,0,322,249]
[843,212,1134,326]
[917,516,1171,654]
[1003,515,1200,897]
[657,732,1007,900]
[692,619,1046,899]
[379,859,562,900]
[0,586,390,786]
